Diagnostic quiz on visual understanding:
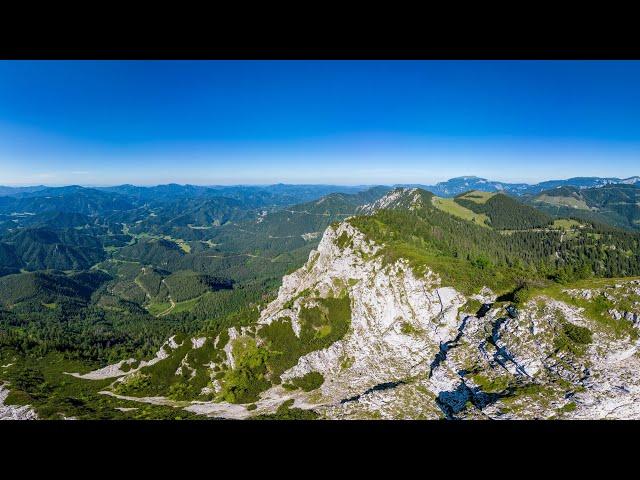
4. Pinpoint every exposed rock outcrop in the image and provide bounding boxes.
[0,384,38,420]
